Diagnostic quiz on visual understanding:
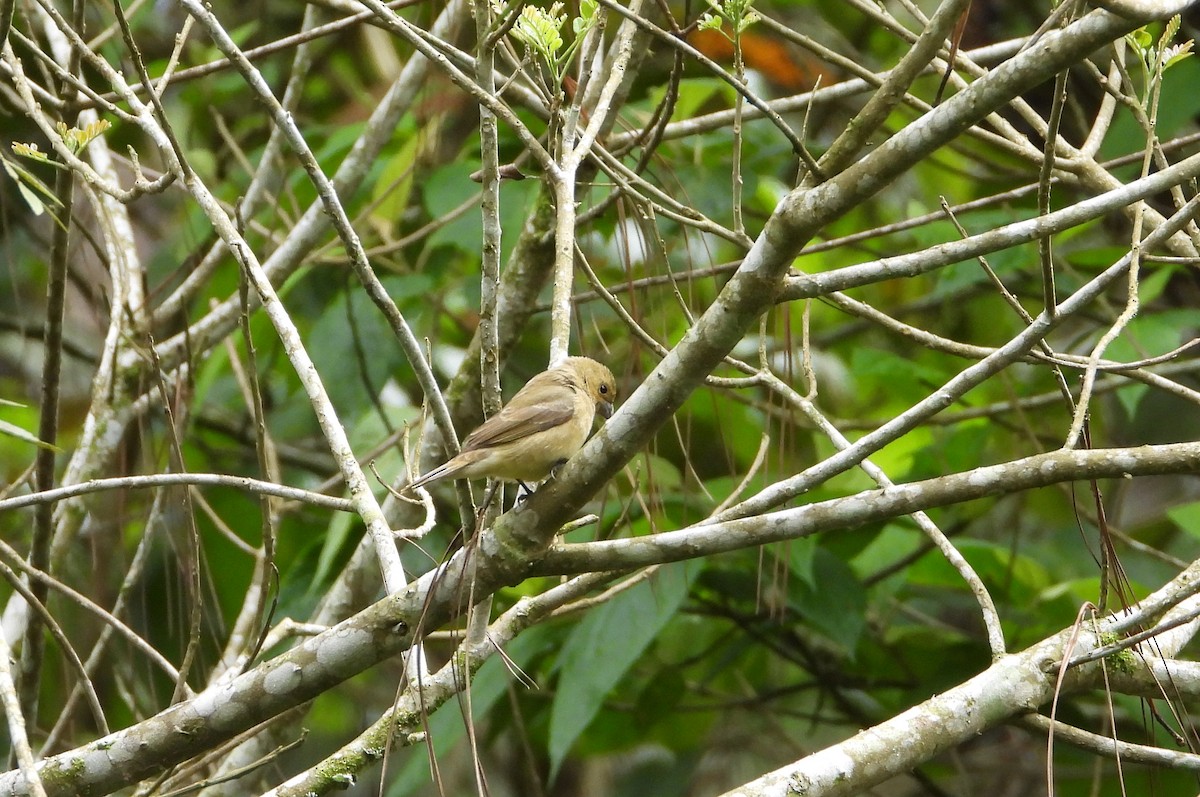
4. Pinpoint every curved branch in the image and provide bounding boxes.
[0,473,355,514]
[780,145,1200,301]
[716,589,1200,797]
[530,442,1200,575]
